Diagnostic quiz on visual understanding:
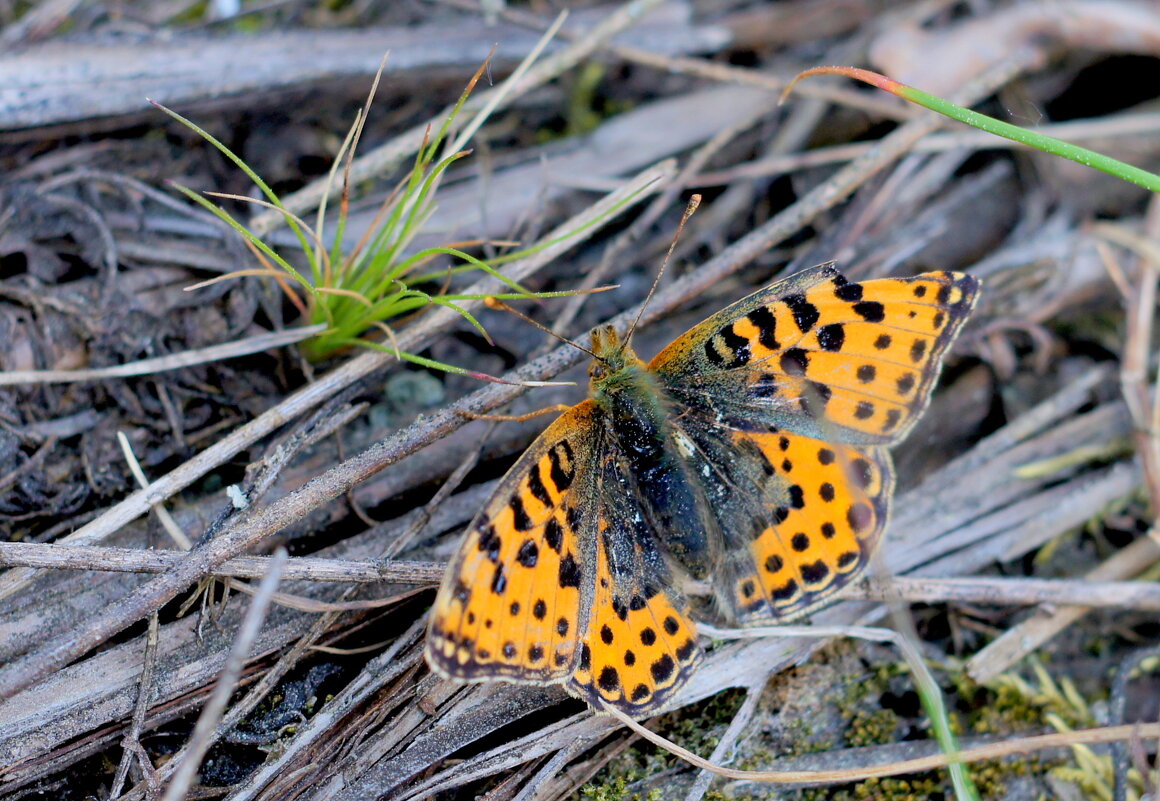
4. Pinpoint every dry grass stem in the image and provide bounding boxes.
[159,549,287,801]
